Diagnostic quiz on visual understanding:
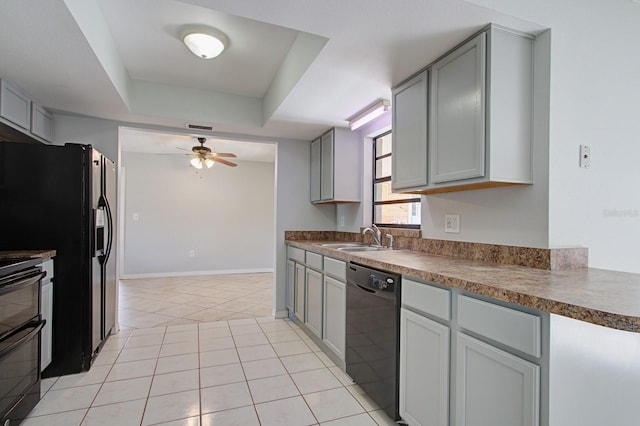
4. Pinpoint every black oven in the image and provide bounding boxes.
[0,258,45,424]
